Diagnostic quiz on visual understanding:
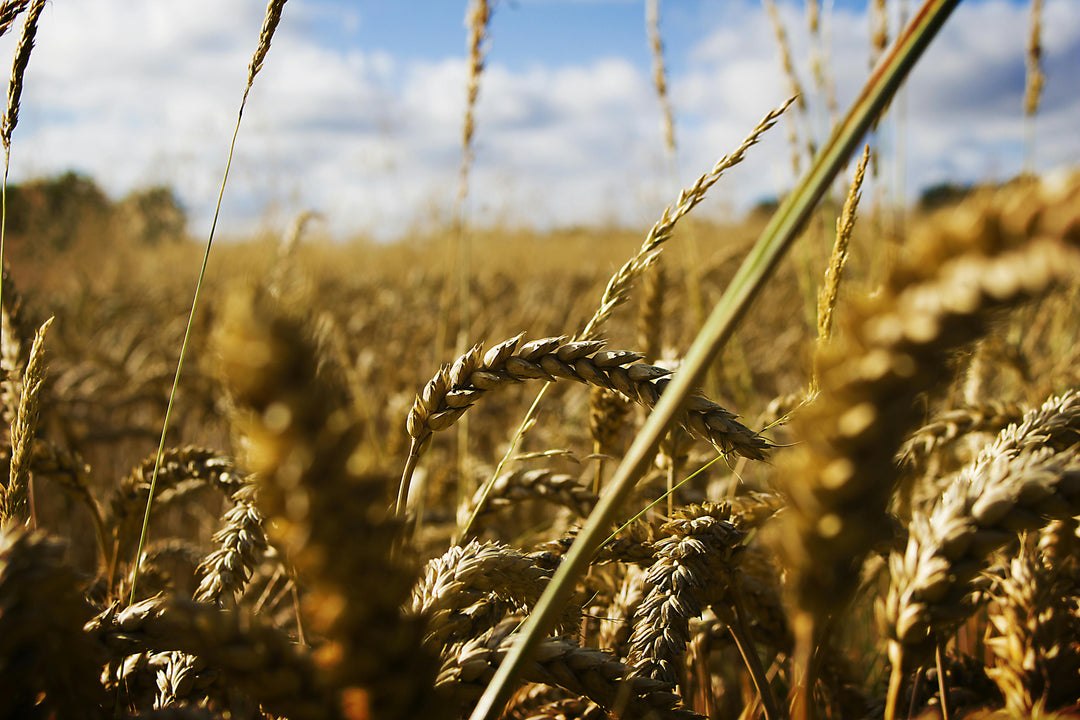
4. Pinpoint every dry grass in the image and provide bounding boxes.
[0,4,1078,720]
